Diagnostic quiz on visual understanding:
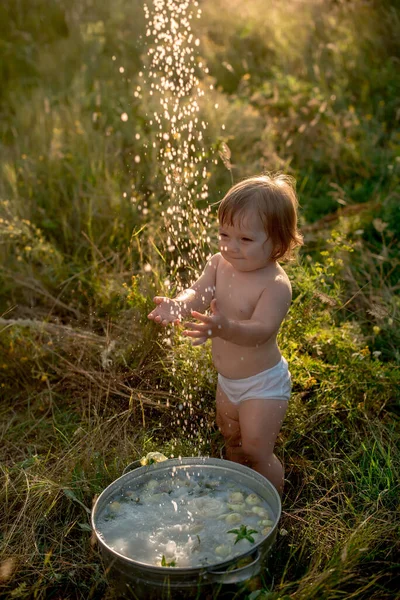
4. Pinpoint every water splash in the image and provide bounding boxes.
[137,0,219,450]
[141,0,214,291]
